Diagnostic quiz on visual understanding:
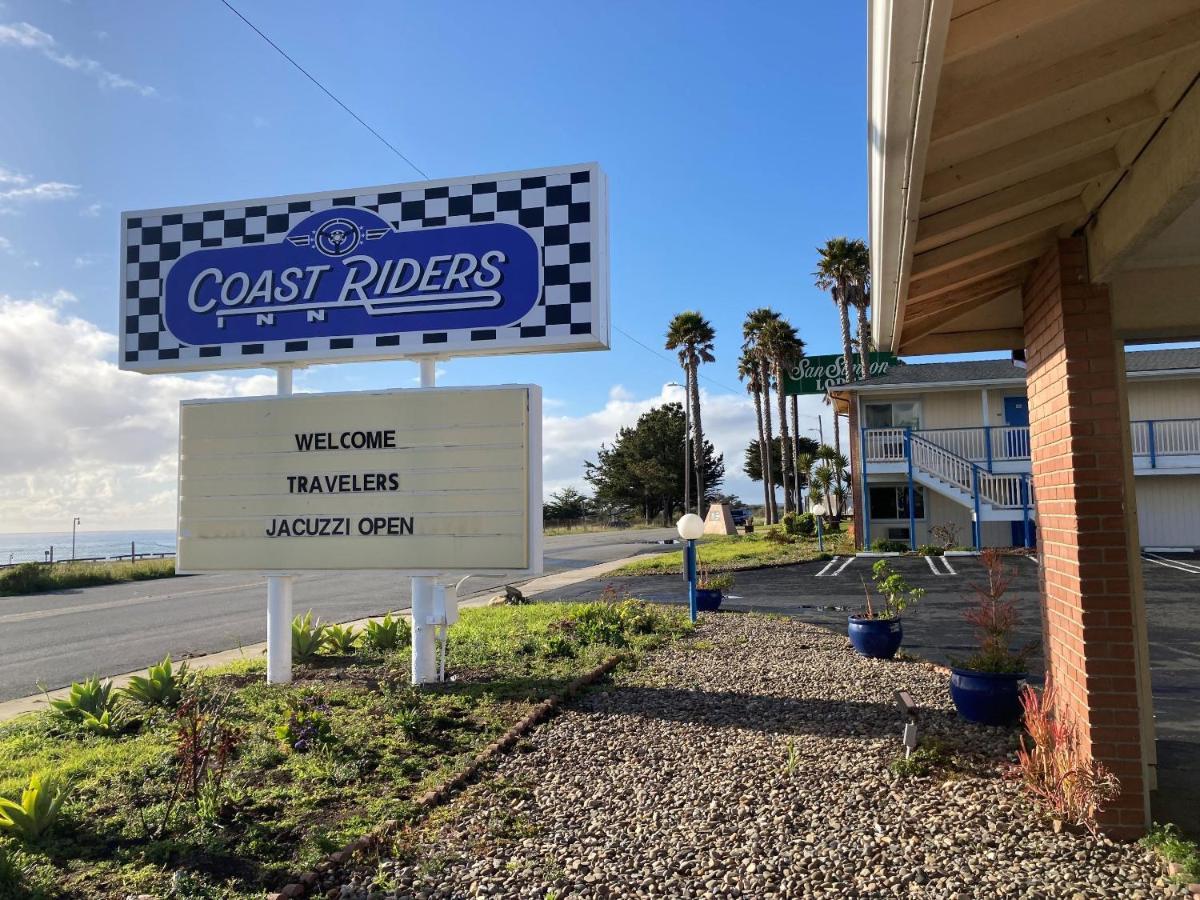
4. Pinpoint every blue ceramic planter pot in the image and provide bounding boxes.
[695,588,723,612]
[847,616,903,659]
[950,668,1026,726]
